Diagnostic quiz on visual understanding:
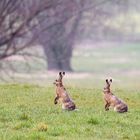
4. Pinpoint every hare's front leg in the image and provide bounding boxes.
[105,102,110,111]
[54,95,59,104]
